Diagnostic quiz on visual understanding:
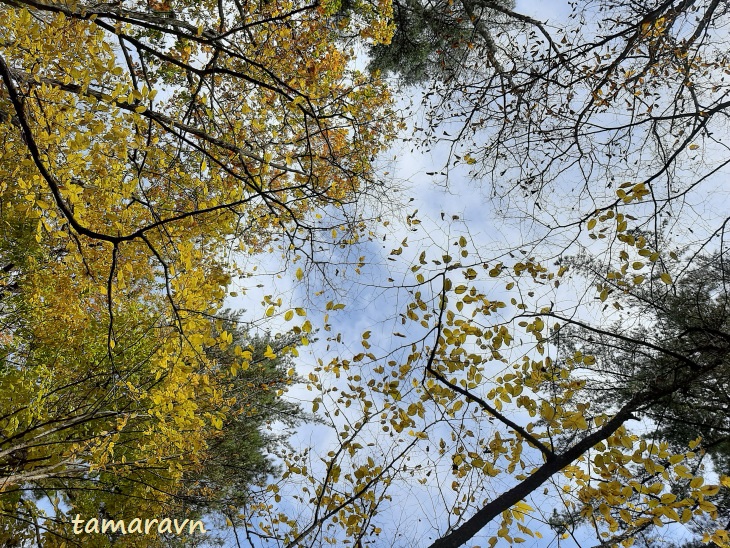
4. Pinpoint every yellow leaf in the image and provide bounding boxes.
[661,493,677,504]
[662,506,680,522]
[674,465,693,478]
[540,401,555,421]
